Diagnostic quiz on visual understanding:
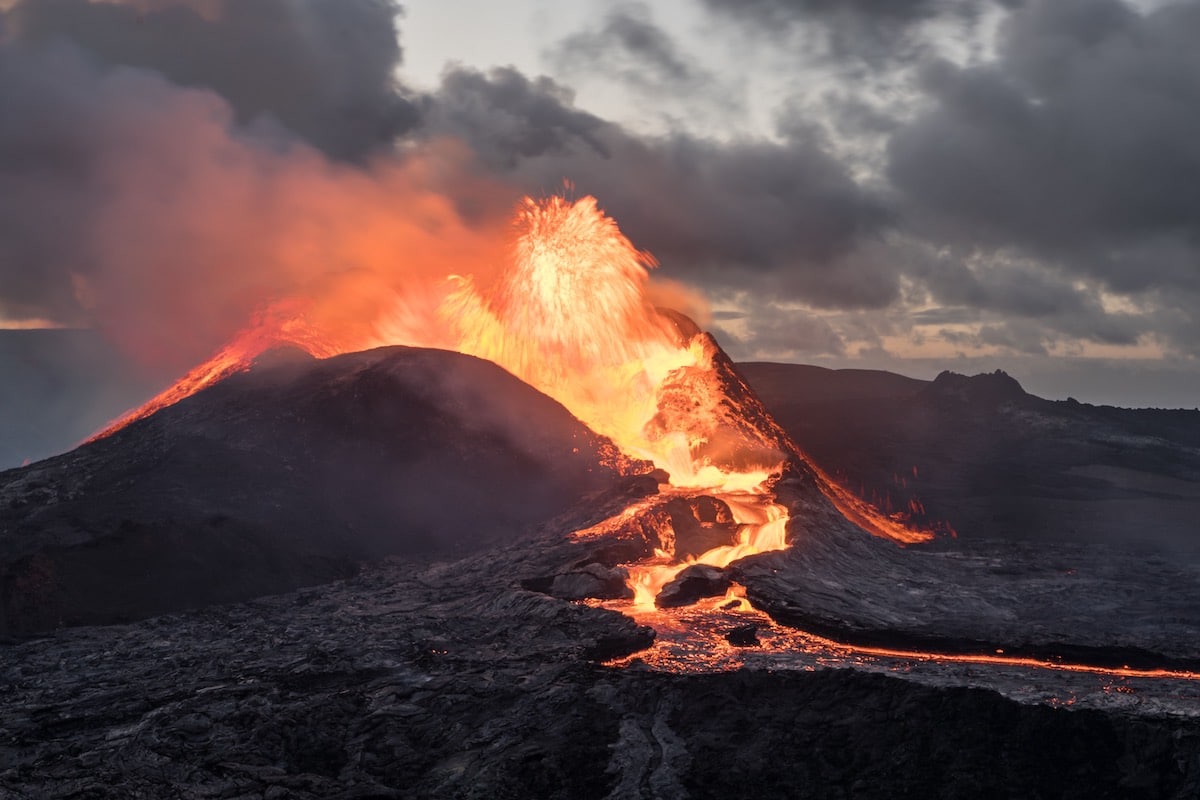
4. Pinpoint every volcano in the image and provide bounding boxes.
[5,196,1200,797]
[0,344,639,633]
[4,328,1200,797]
